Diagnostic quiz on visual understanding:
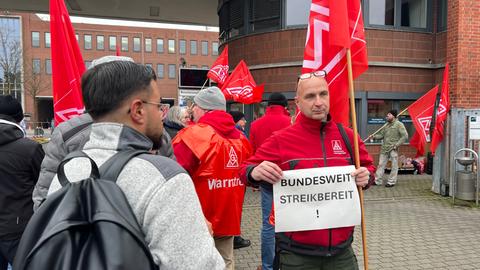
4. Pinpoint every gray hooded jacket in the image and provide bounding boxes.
[47,123,224,269]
